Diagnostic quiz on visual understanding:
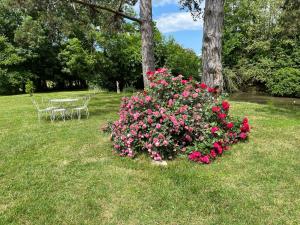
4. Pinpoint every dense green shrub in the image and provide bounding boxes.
[266,68,300,97]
